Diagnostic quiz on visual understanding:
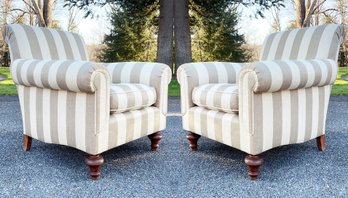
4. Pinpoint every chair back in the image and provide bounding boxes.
[259,24,345,62]
[3,24,89,61]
